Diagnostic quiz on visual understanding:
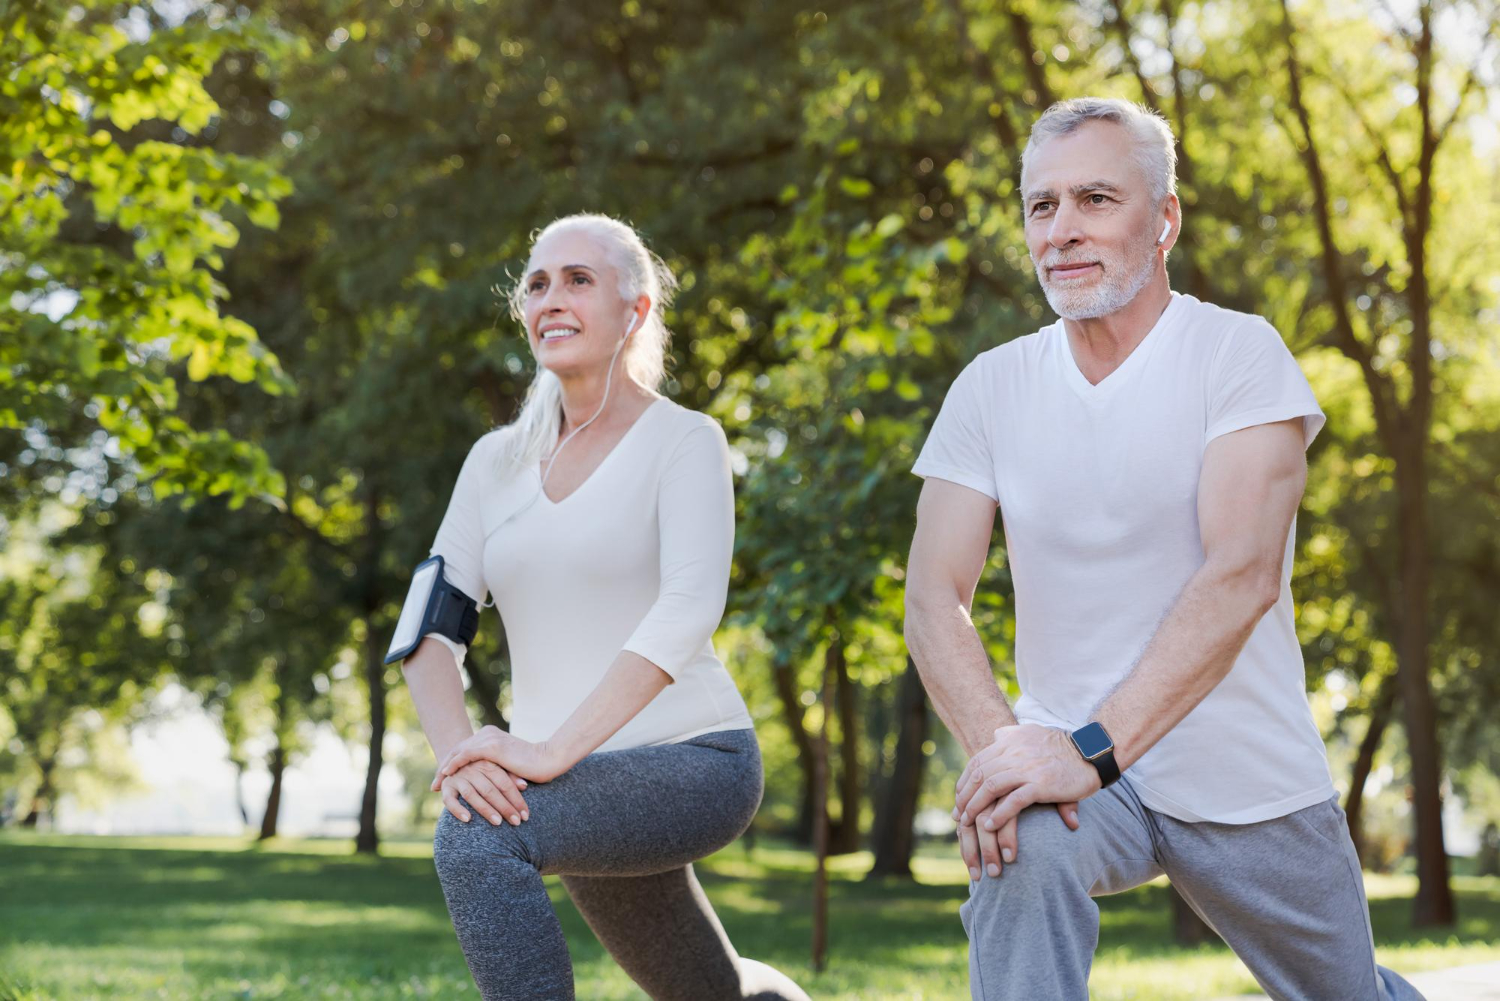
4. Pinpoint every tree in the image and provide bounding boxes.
[1,0,293,506]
